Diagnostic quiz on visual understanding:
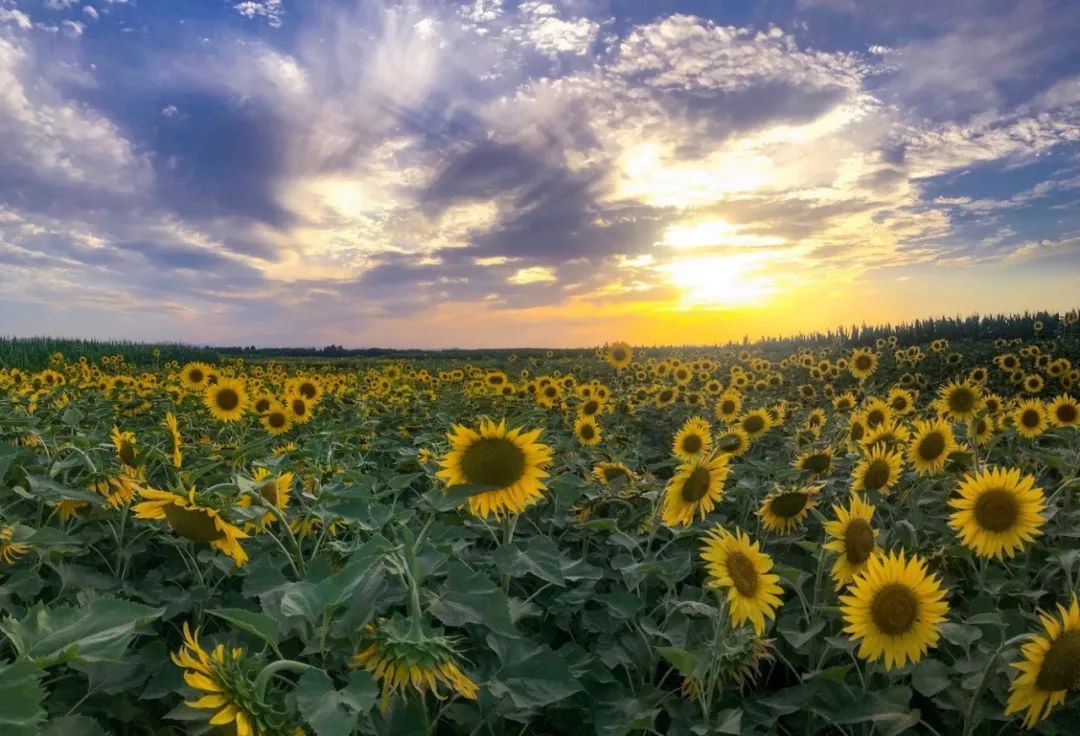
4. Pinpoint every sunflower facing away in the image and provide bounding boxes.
[661,452,731,527]
[907,418,959,475]
[948,467,1045,559]
[672,416,713,461]
[823,495,880,589]
[171,622,262,736]
[573,414,602,446]
[133,487,249,566]
[239,467,294,527]
[851,444,904,494]
[436,419,553,519]
[593,462,633,488]
[164,412,183,468]
[1,527,30,566]
[111,426,138,469]
[757,484,821,534]
[1005,595,1080,728]
[701,527,784,635]
[351,618,478,713]
[840,550,949,670]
